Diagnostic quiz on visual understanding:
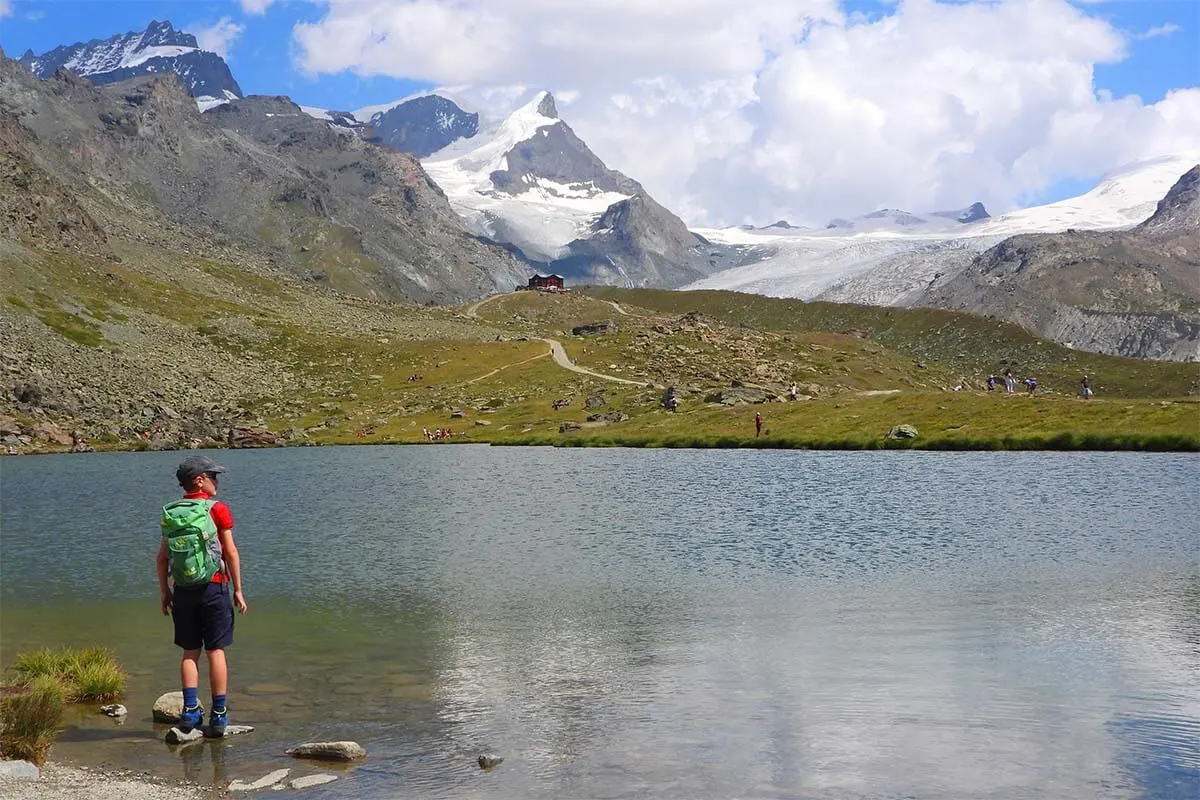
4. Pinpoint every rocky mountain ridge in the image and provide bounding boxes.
[365,94,479,158]
[3,46,531,303]
[18,20,242,106]
[920,166,1200,360]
